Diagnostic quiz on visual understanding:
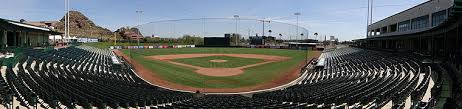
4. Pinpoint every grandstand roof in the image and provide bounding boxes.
[368,0,454,38]
[370,0,433,26]
[0,18,62,35]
